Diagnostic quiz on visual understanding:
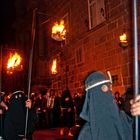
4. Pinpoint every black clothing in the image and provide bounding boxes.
[0,94,5,138]
[60,89,74,128]
[53,96,61,127]
[121,88,134,115]
[78,71,133,140]
[4,91,37,140]
[74,95,84,116]
[0,113,4,138]
[34,96,45,129]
